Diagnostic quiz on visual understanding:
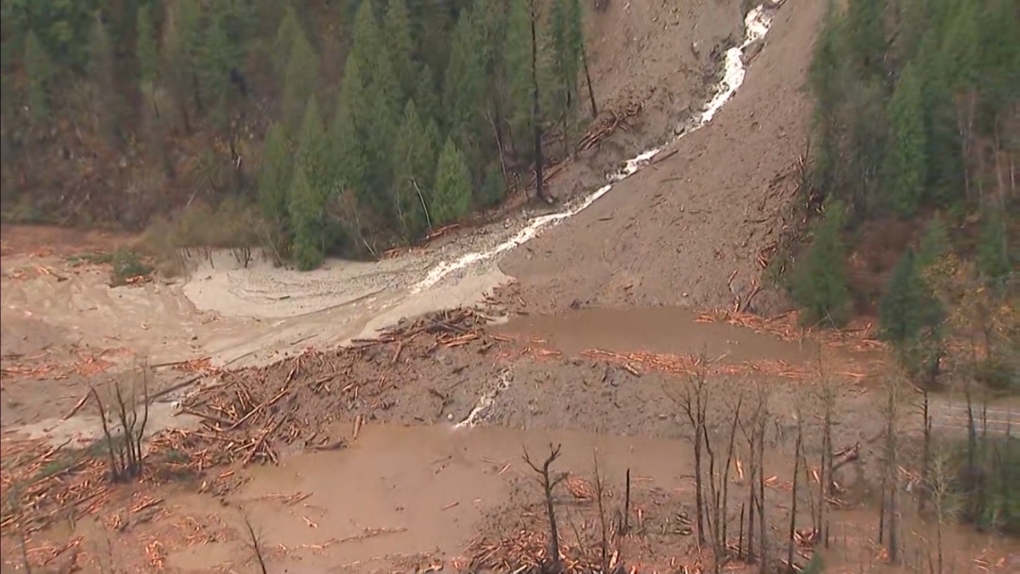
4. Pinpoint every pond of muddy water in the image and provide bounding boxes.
[493,306,817,364]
